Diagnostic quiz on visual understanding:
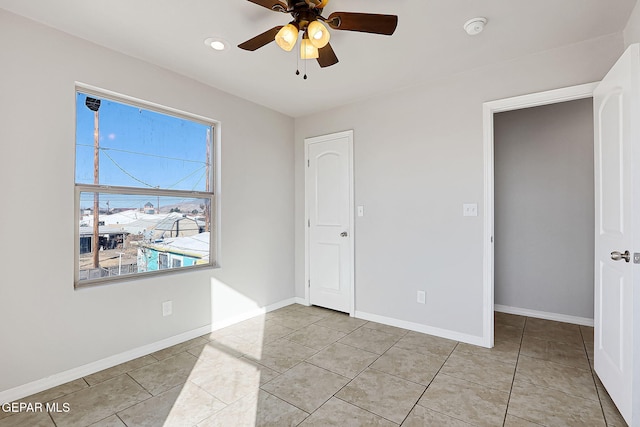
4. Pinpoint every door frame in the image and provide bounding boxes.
[304,130,355,316]
[481,82,599,348]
